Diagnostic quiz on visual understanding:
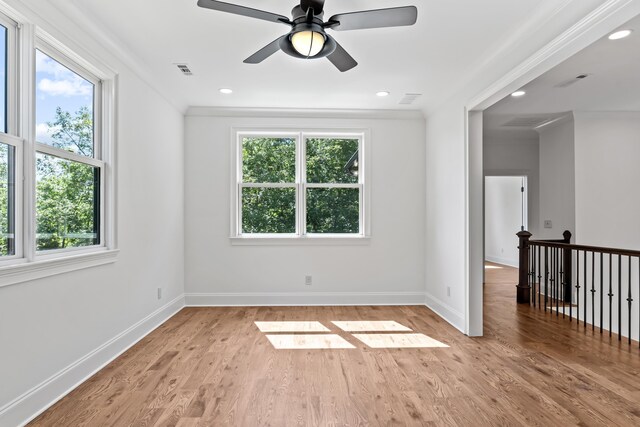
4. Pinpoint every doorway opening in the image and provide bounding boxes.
[464,3,640,337]
[484,176,527,268]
